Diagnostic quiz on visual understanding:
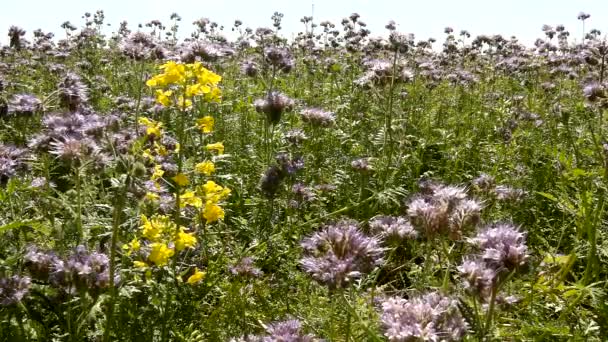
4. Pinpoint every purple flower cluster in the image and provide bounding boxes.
[299,107,335,127]
[0,275,31,306]
[254,91,295,125]
[381,291,468,341]
[407,183,482,240]
[458,223,528,300]
[7,93,42,116]
[231,319,319,342]
[260,153,304,198]
[0,143,28,184]
[230,257,263,278]
[369,216,418,243]
[24,245,118,293]
[300,220,384,290]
